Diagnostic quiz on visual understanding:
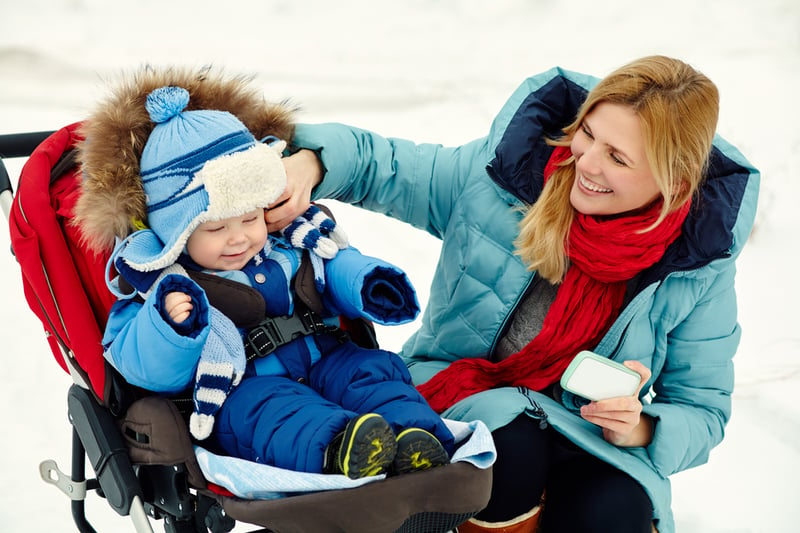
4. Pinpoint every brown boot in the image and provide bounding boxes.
[456,506,541,533]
